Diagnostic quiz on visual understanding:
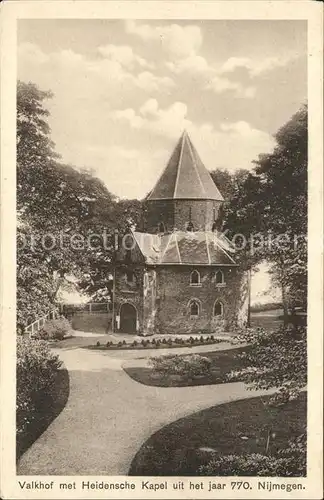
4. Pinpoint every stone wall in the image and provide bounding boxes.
[144,200,175,233]
[144,199,222,232]
[143,268,158,334]
[114,266,144,332]
[155,265,249,334]
[173,200,222,231]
